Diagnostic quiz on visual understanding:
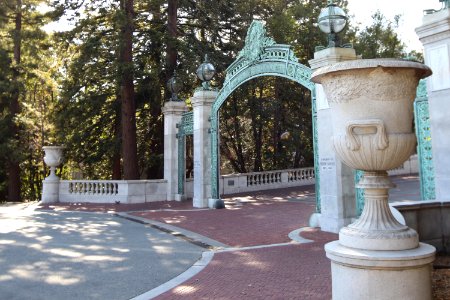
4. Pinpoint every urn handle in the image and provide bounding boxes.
[345,119,389,151]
